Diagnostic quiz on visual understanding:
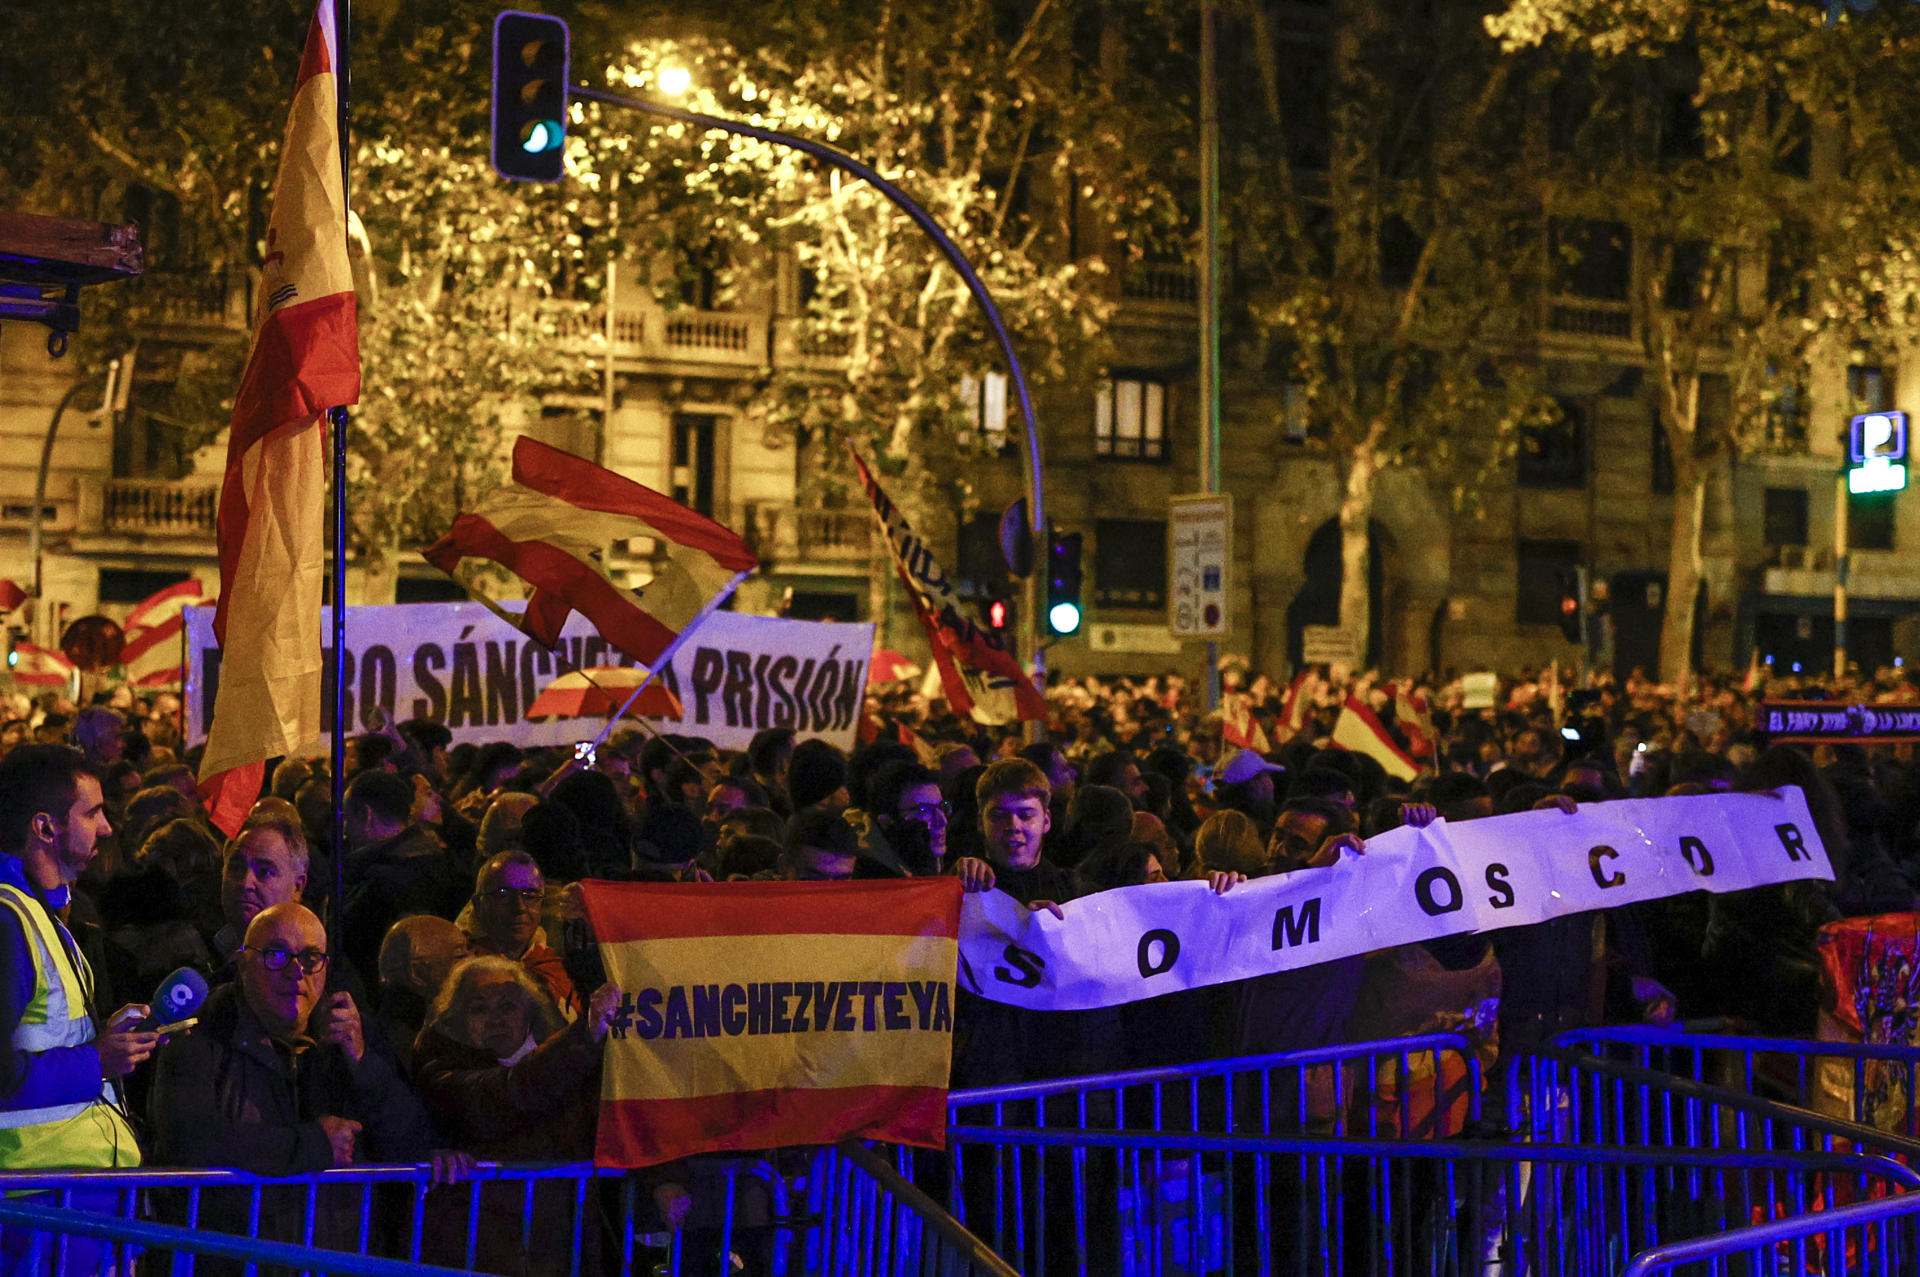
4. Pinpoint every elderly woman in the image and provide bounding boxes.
[413,958,688,1275]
